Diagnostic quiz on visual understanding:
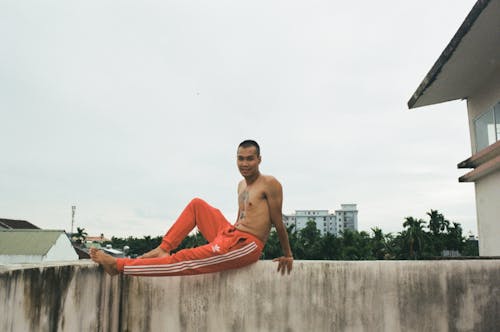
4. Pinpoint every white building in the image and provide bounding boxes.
[283,204,358,236]
[0,229,78,264]
[408,0,500,255]
[335,204,358,234]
